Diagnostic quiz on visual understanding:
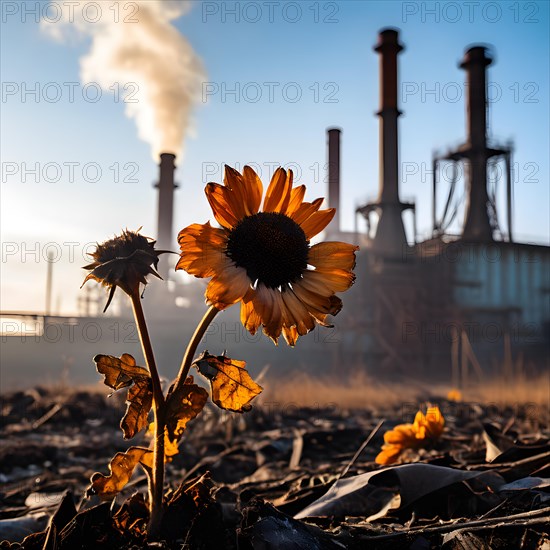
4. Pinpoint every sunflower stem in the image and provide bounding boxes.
[129,291,165,538]
[174,305,220,393]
